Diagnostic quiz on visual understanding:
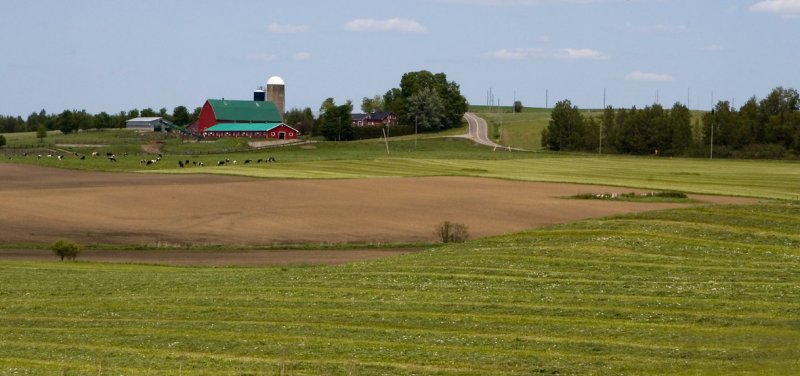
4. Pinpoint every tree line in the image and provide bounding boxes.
[2,70,470,144]
[542,87,800,158]
[284,70,469,141]
[0,106,201,135]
